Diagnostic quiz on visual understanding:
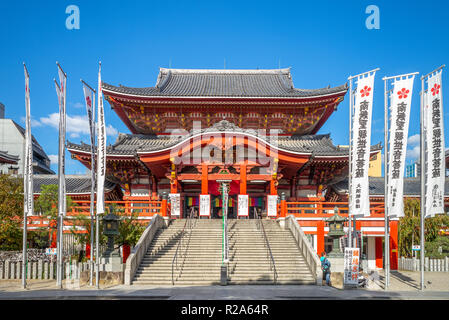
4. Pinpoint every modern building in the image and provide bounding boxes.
[0,107,54,175]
